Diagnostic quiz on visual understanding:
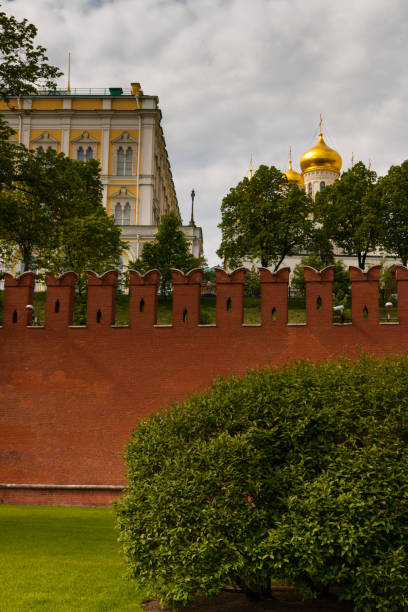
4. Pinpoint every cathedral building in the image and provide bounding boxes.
[279,127,396,274]
[284,129,342,198]
[0,82,203,267]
